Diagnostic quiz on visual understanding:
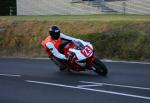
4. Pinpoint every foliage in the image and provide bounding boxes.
[0,15,150,60]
